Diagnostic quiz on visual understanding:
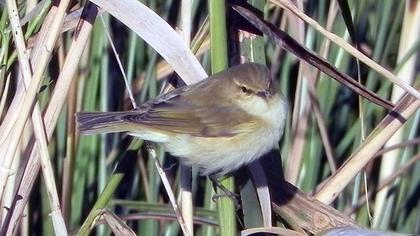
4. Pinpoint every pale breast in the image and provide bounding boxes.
[164,116,283,176]
[163,94,287,176]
